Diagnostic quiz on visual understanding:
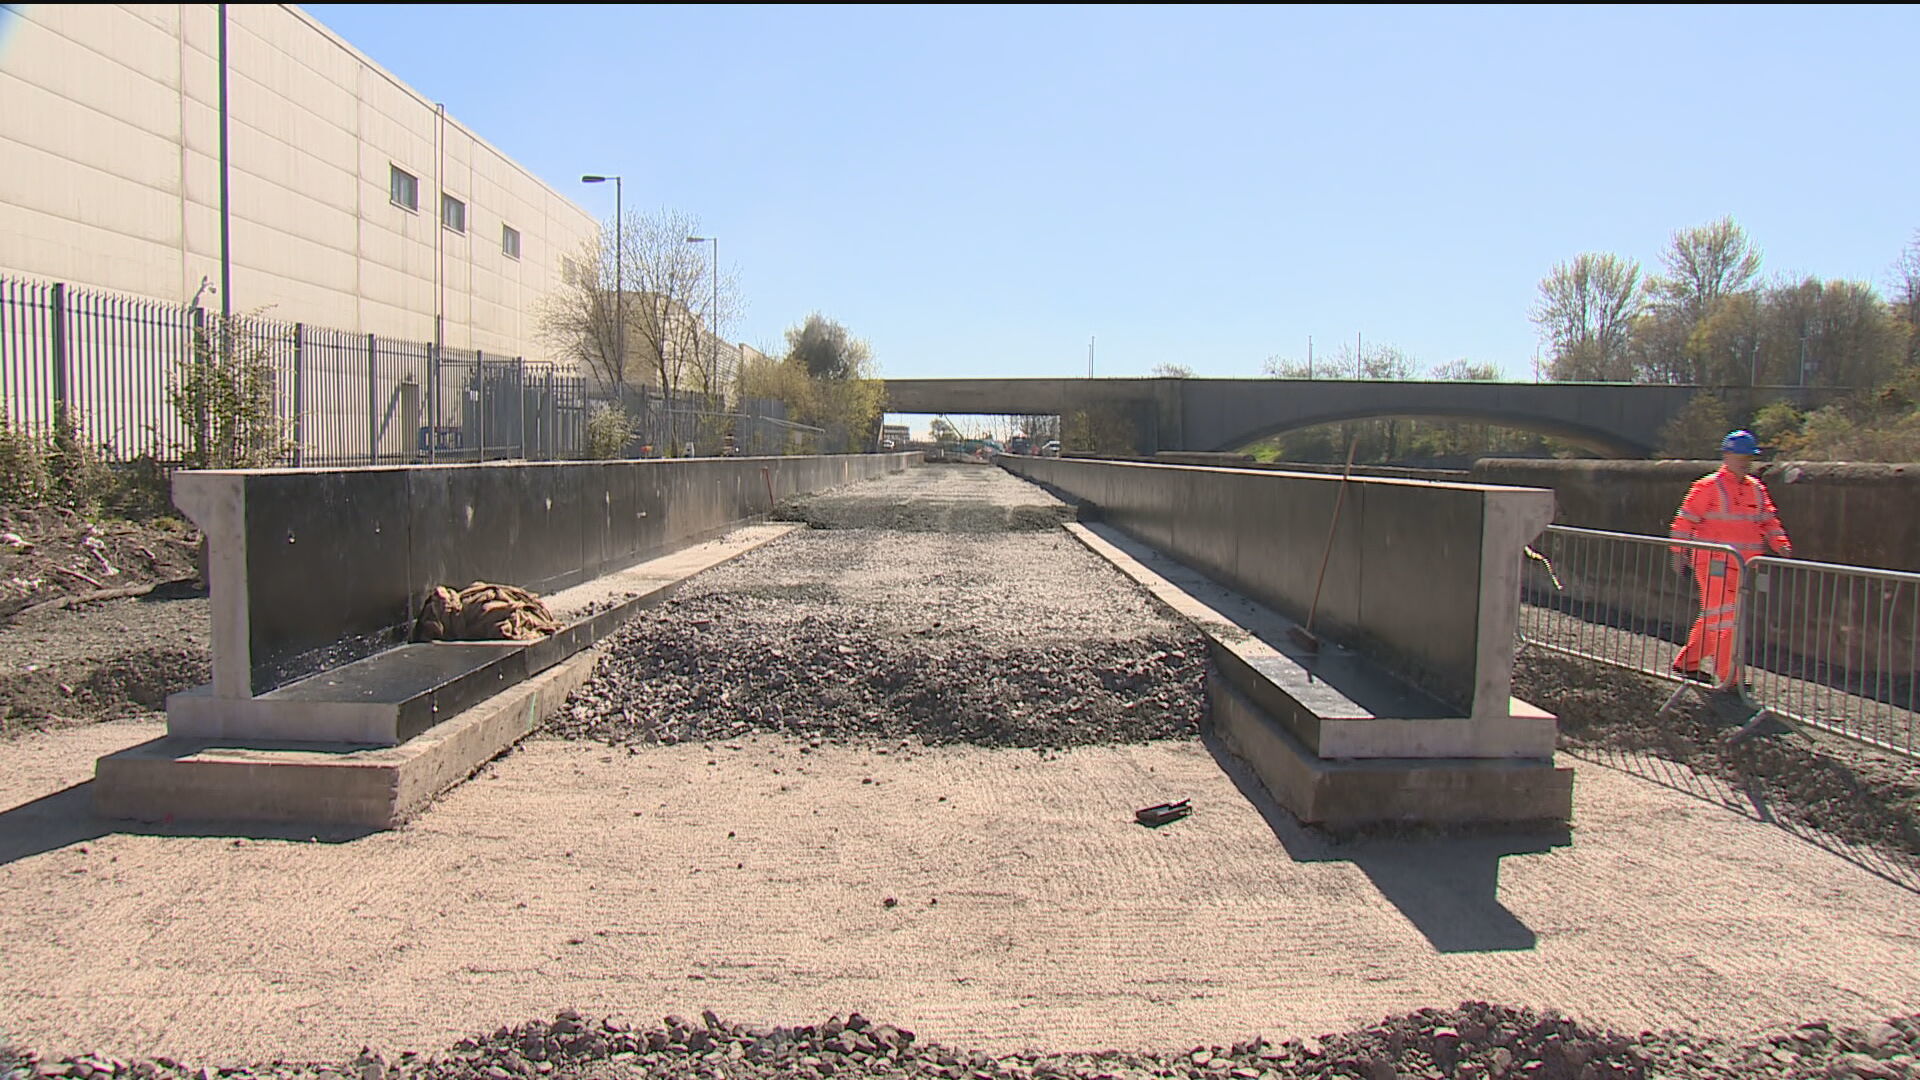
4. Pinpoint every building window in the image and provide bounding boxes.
[441,193,466,234]
[389,165,418,211]
[502,224,521,260]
